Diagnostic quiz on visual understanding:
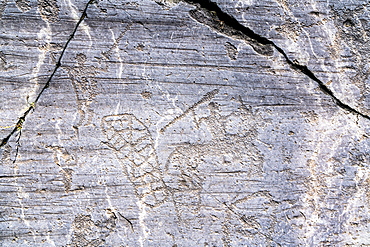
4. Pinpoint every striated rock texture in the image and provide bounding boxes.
[1,0,370,246]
